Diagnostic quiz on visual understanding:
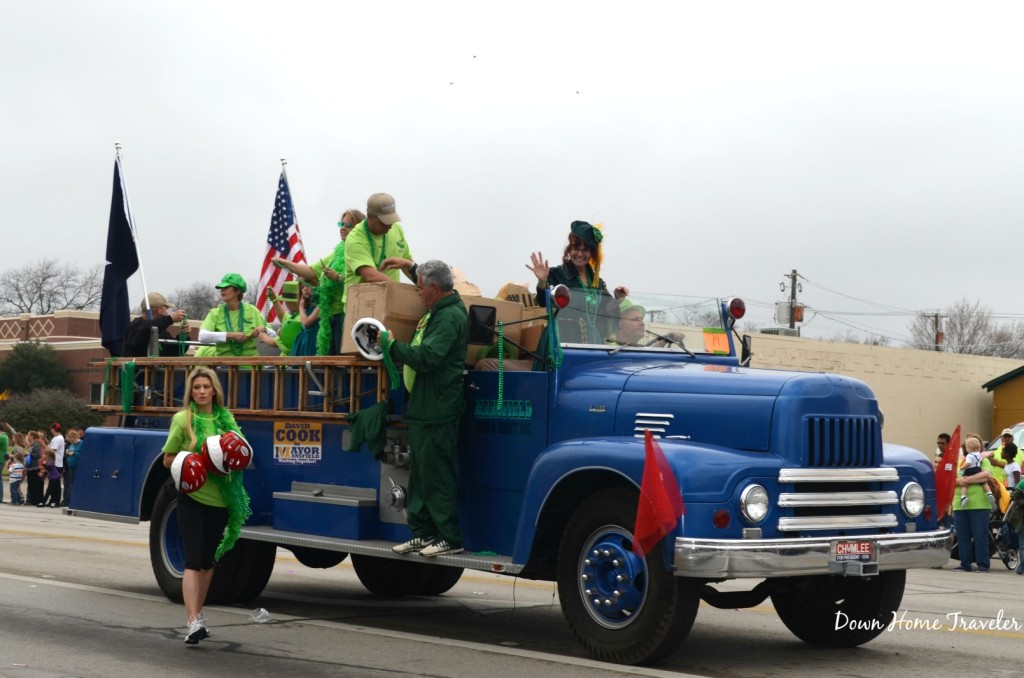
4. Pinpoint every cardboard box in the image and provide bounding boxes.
[341,282,425,355]
[341,283,526,365]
